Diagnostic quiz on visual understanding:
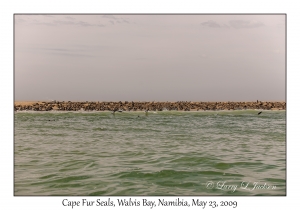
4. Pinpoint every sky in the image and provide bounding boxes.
[15,14,285,102]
